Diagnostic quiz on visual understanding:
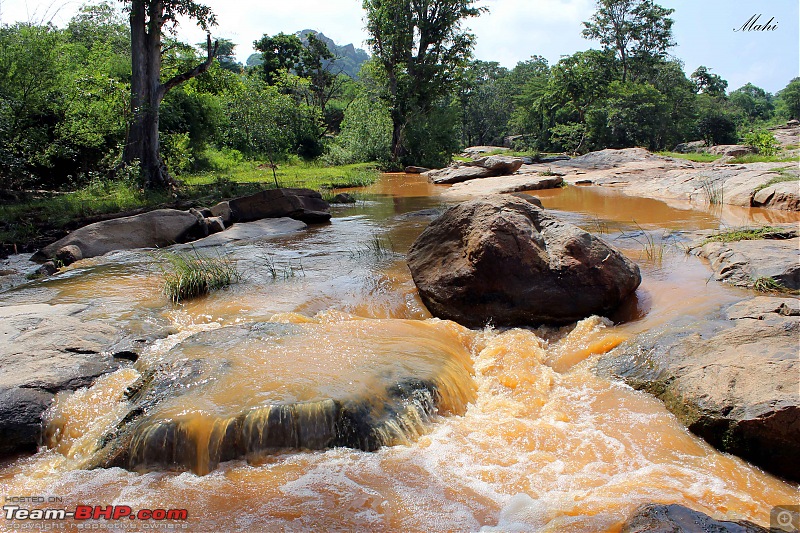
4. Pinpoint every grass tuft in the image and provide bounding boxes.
[753,276,797,294]
[701,226,793,246]
[159,248,241,303]
[699,176,724,205]
[349,233,395,260]
[658,151,722,163]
